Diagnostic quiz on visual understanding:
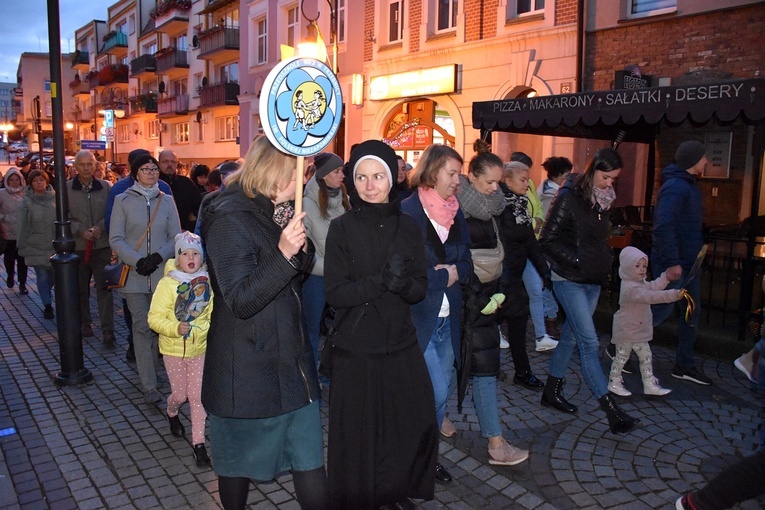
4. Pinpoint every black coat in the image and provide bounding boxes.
[200,183,320,419]
[498,186,550,318]
[324,190,427,354]
[462,215,501,376]
[539,174,613,284]
[161,172,202,232]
